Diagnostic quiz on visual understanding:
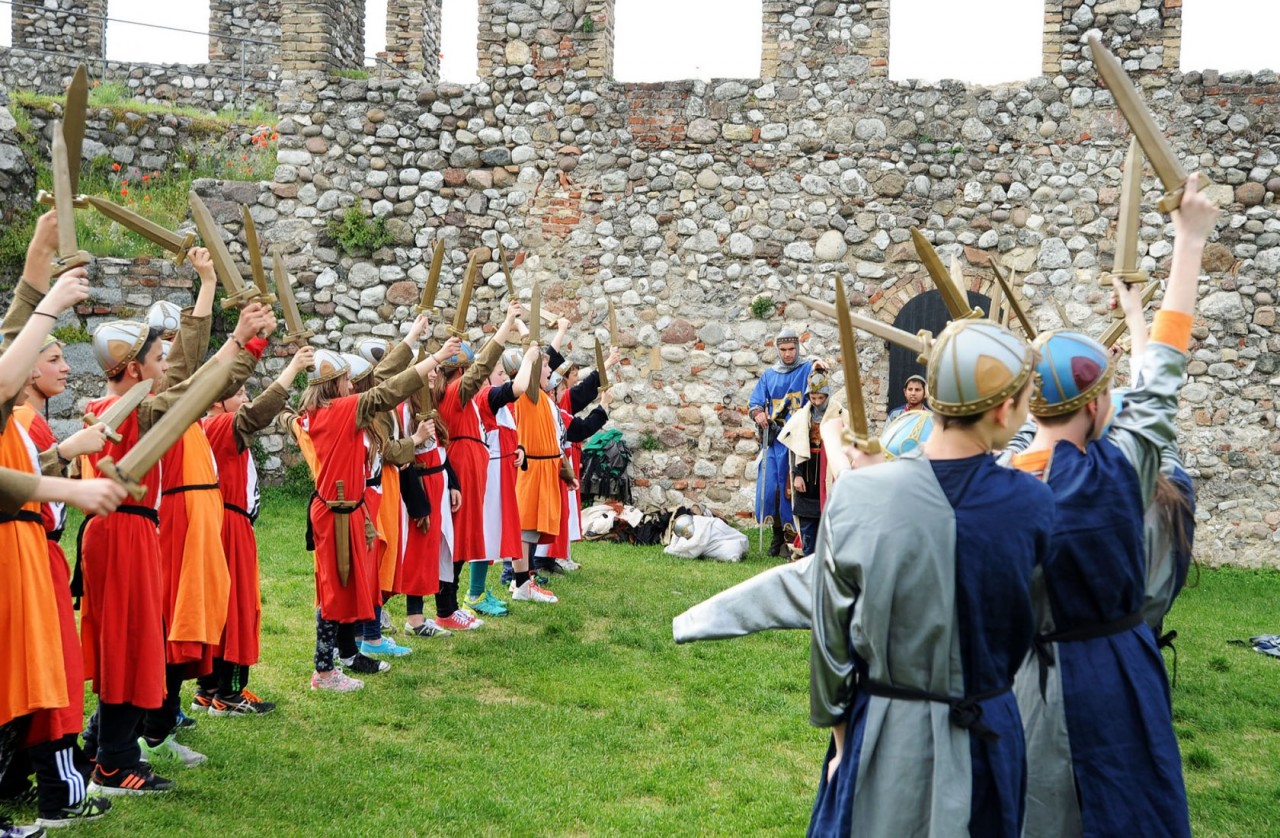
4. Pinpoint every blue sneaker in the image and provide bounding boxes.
[359,638,412,658]
[465,591,509,617]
